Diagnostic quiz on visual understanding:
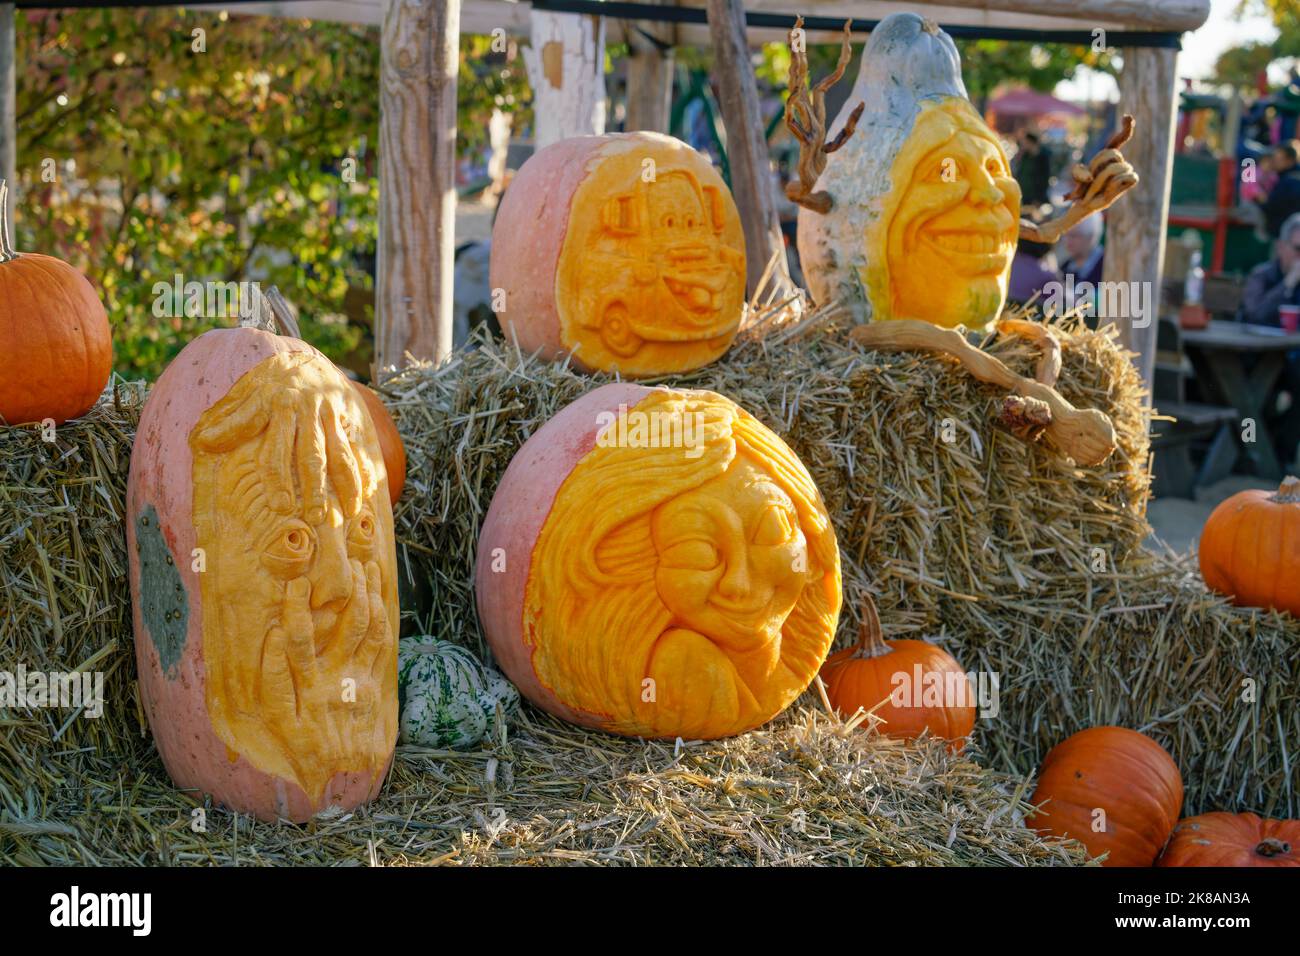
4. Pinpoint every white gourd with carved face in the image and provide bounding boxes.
[797,13,1021,330]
